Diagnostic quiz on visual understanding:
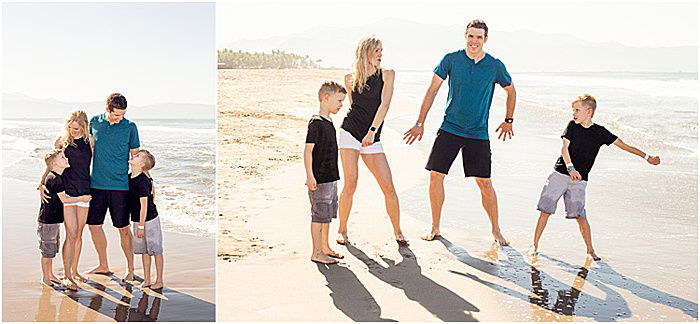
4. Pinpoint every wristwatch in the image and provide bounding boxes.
[415,121,423,127]
[369,126,377,132]
[504,118,514,124]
